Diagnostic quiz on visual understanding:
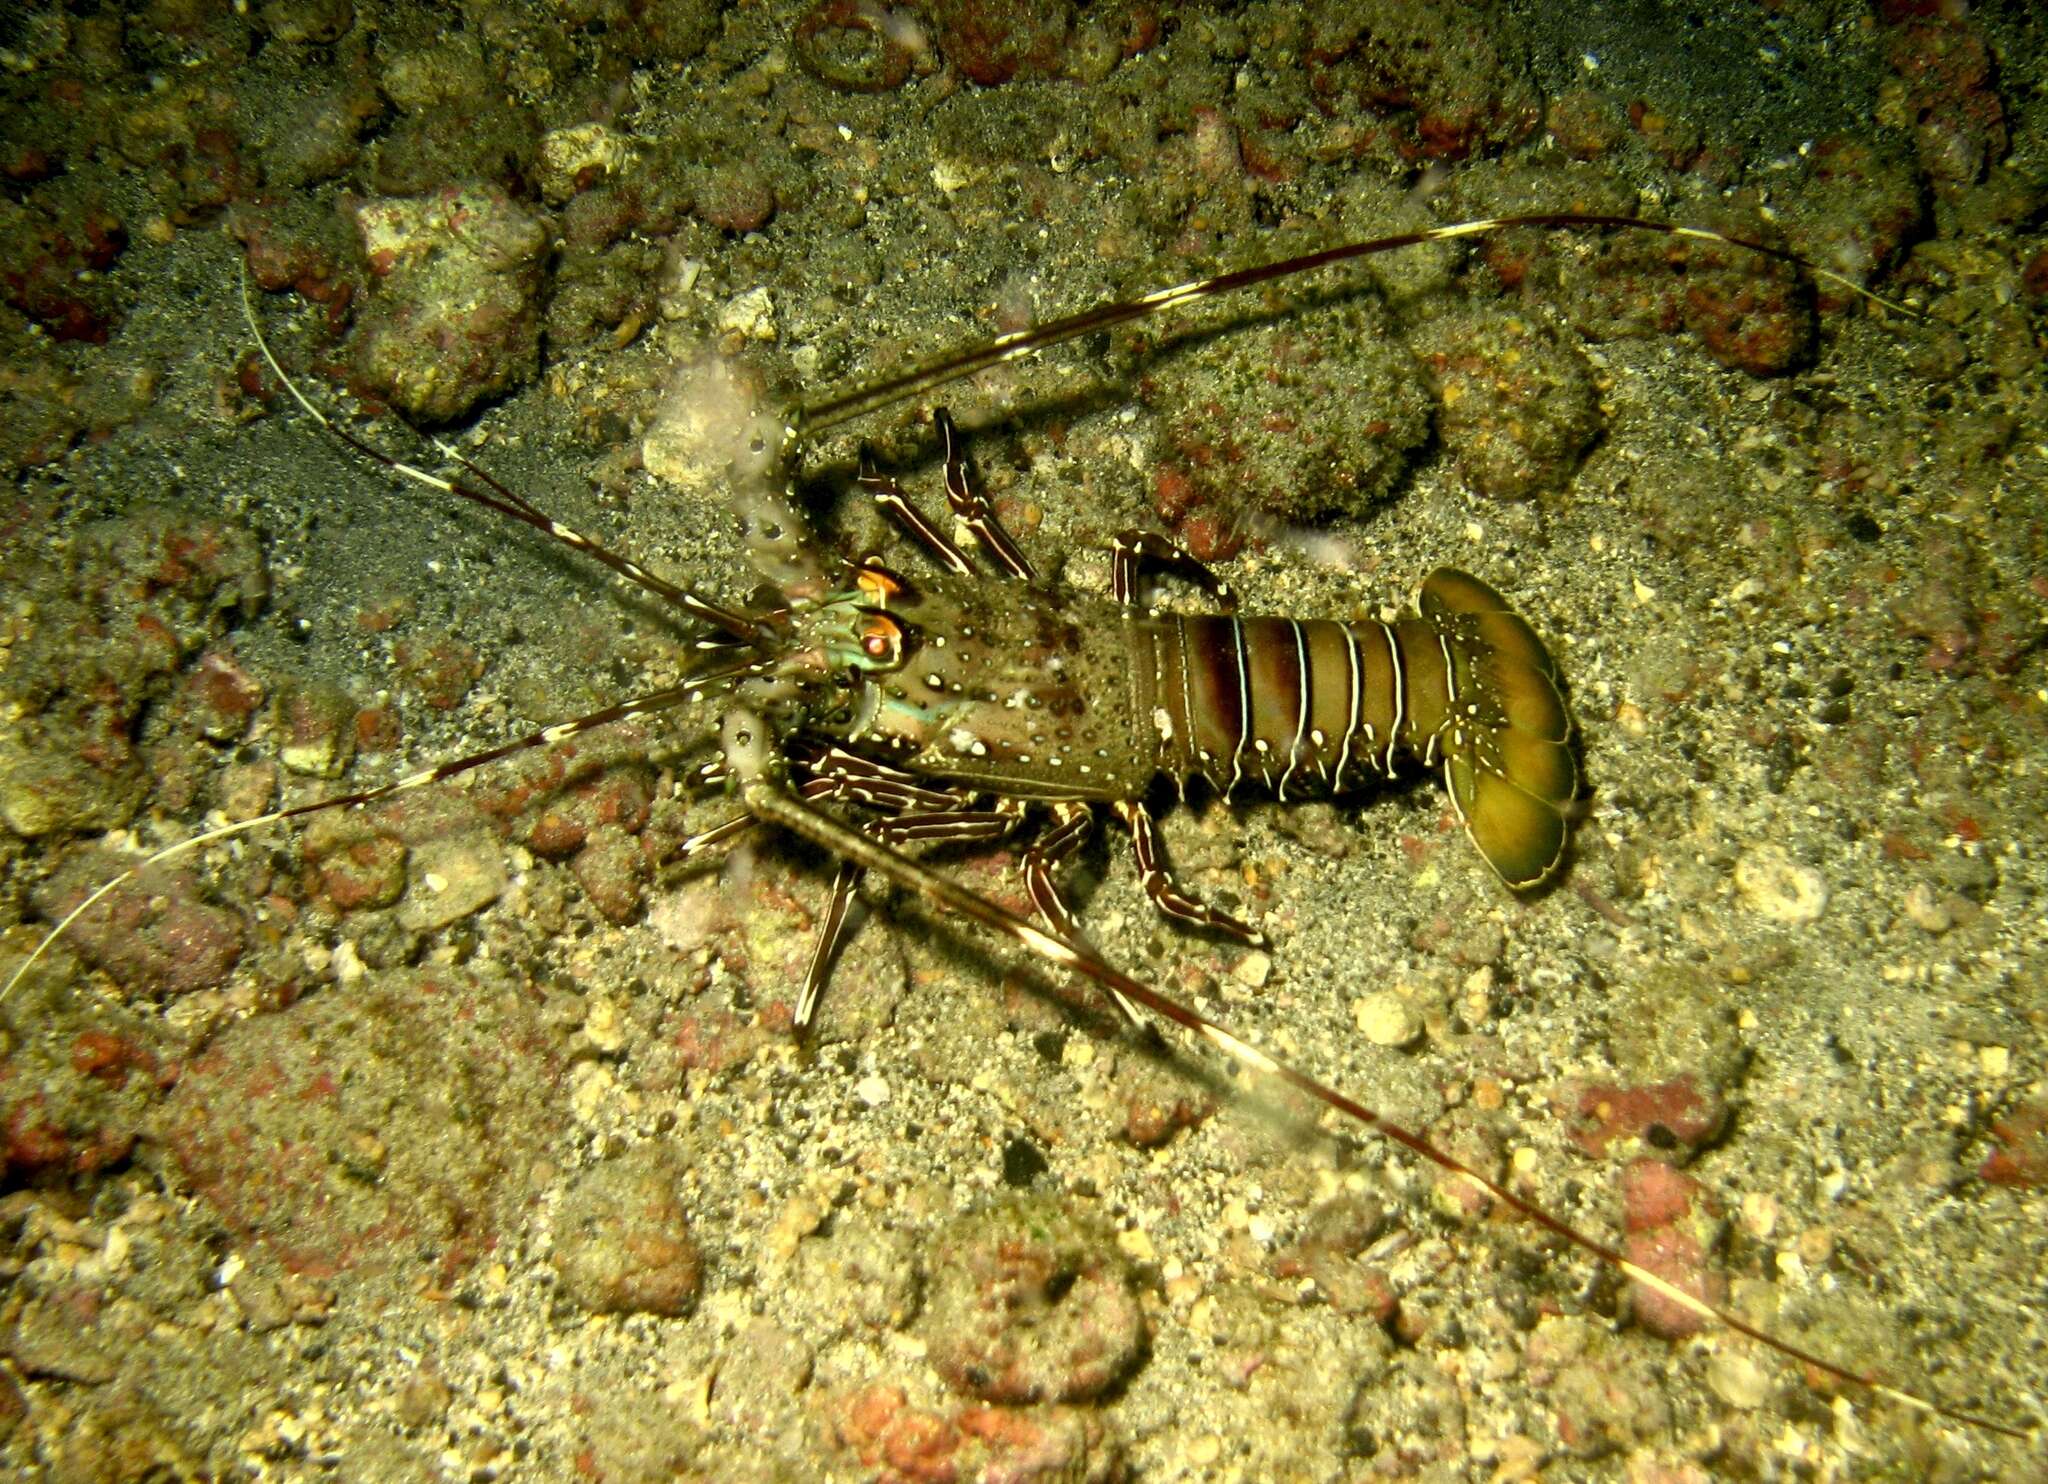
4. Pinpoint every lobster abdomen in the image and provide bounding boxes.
[1139,568,1575,887]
